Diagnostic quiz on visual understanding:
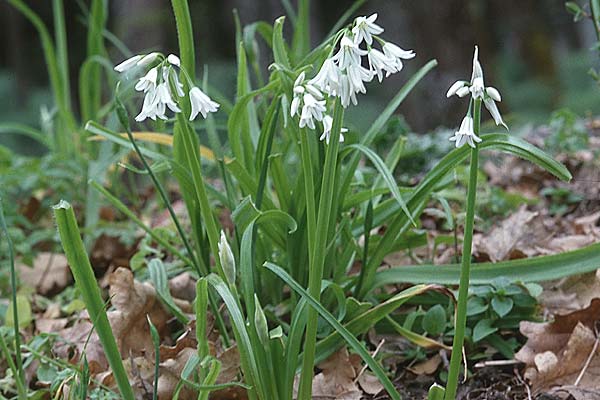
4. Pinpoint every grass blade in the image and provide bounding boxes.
[53,200,135,400]
[265,262,401,400]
